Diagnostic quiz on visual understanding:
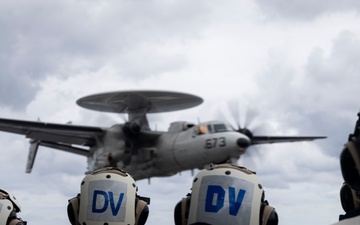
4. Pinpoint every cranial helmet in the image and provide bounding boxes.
[67,167,150,225]
[0,189,27,225]
[174,164,278,225]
